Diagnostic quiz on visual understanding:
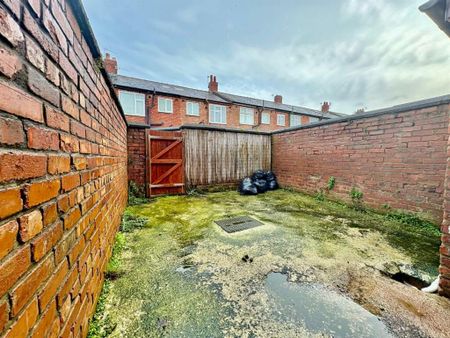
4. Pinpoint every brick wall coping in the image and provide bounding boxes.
[273,94,450,135]
[68,0,127,125]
